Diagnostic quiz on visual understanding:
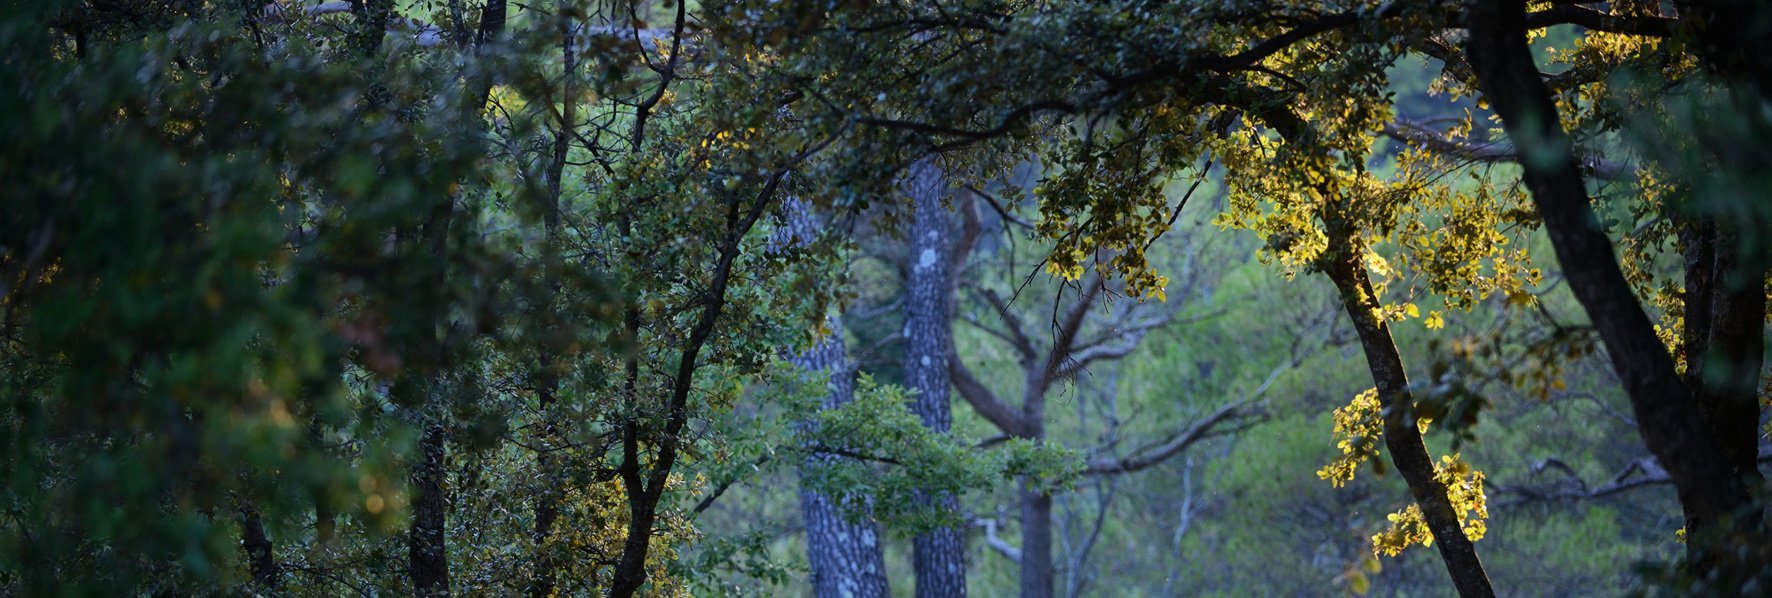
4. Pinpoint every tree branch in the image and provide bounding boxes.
[949,355,1036,437]
[1497,445,1772,506]
[1083,400,1261,475]
[1380,119,1633,180]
